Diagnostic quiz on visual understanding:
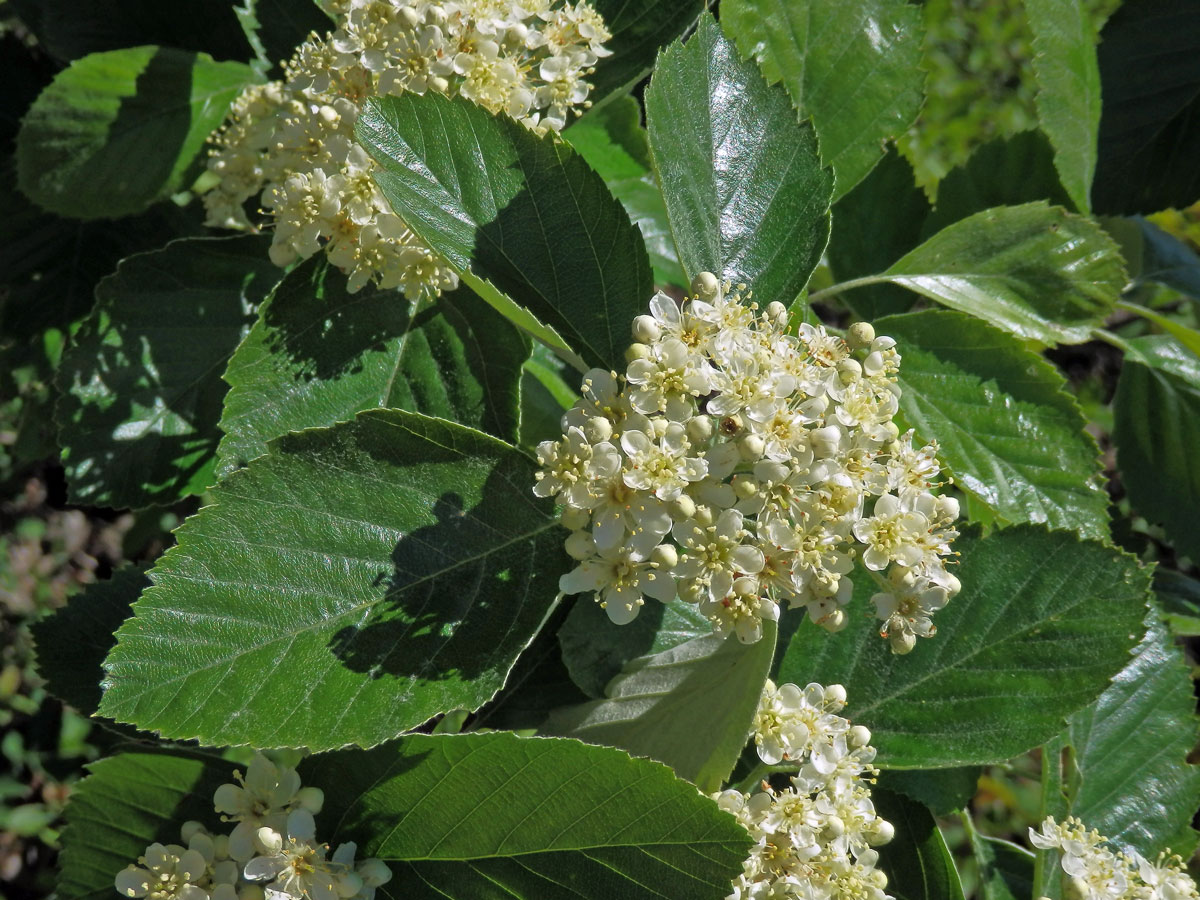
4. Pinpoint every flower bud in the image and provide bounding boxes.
[296,786,324,814]
[565,531,595,560]
[560,506,590,531]
[766,300,788,327]
[871,819,895,846]
[935,494,960,521]
[668,494,696,520]
[837,358,862,383]
[692,505,715,527]
[824,684,848,707]
[738,434,766,460]
[691,271,720,300]
[625,342,651,362]
[889,630,917,654]
[632,314,661,344]
[848,724,872,748]
[584,416,613,443]
[686,415,713,444]
[650,544,678,569]
[811,425,842,457]
[847,321,875,349]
